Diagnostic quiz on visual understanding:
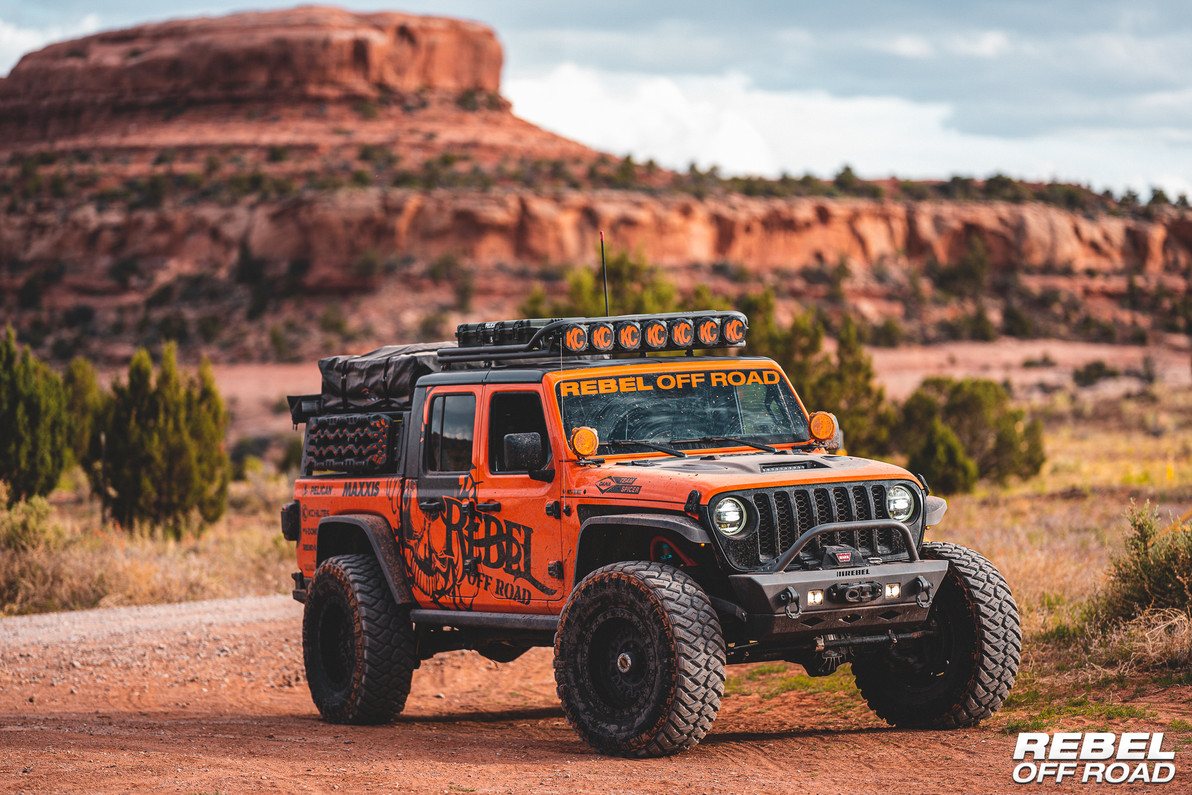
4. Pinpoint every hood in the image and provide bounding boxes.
[568,451,915,507]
